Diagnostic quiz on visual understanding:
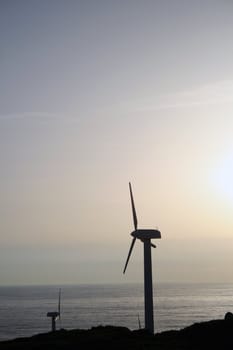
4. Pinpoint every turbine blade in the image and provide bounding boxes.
[58,288,61,318]
[138,314,141,329]
[129,182,138,230]
[123,237,136,274]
